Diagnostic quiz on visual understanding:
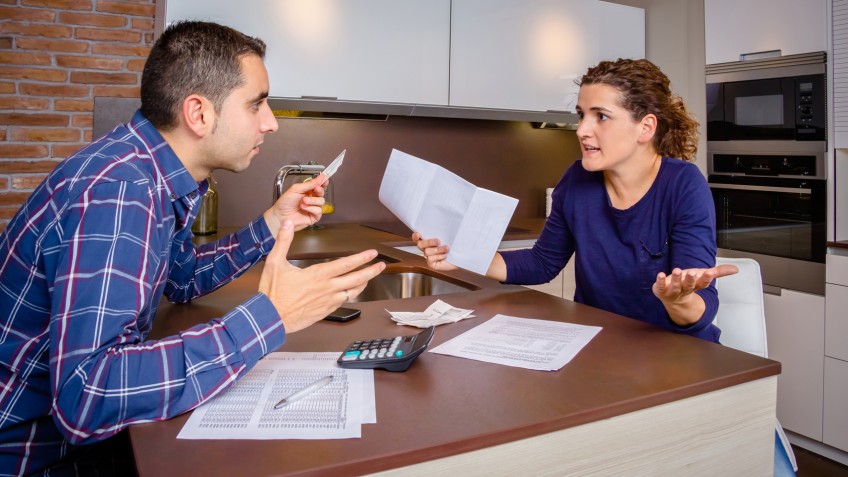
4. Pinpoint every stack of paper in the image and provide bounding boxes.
[386,299,475,328]
[177,353,375,440]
